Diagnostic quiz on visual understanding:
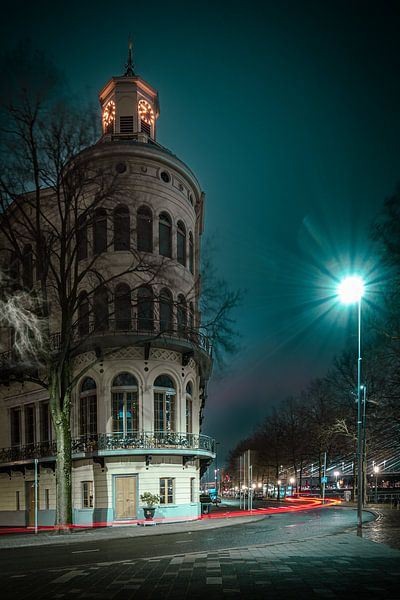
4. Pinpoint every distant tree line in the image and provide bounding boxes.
[227,187,400,498]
